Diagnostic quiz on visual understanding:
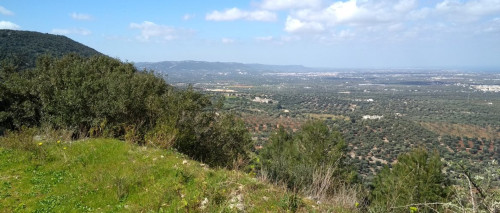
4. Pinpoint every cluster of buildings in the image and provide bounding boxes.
[471,85,500,92]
